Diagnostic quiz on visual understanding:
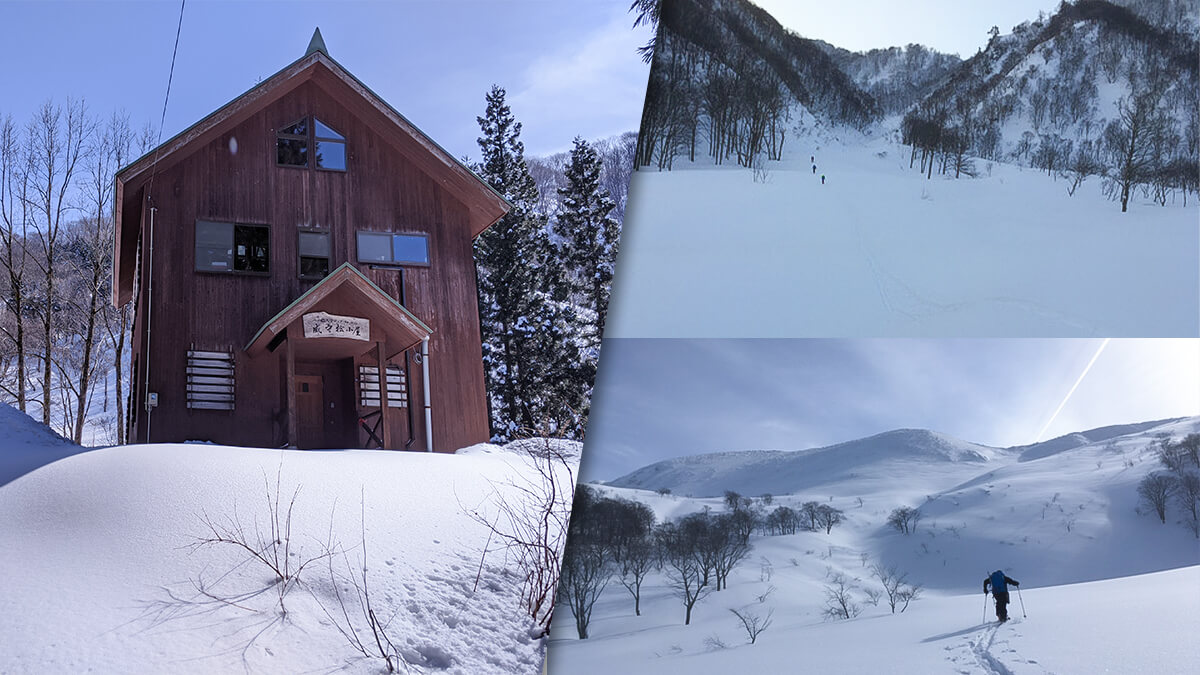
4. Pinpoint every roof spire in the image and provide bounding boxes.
[305,27,328,57]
